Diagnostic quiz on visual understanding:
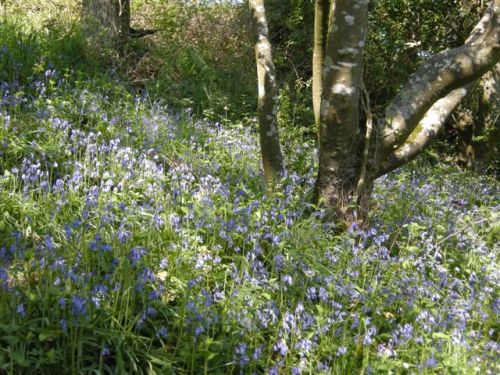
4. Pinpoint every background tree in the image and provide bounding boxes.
[81,0,131,42]
[454,63,500,172]
[249,0,284,193]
